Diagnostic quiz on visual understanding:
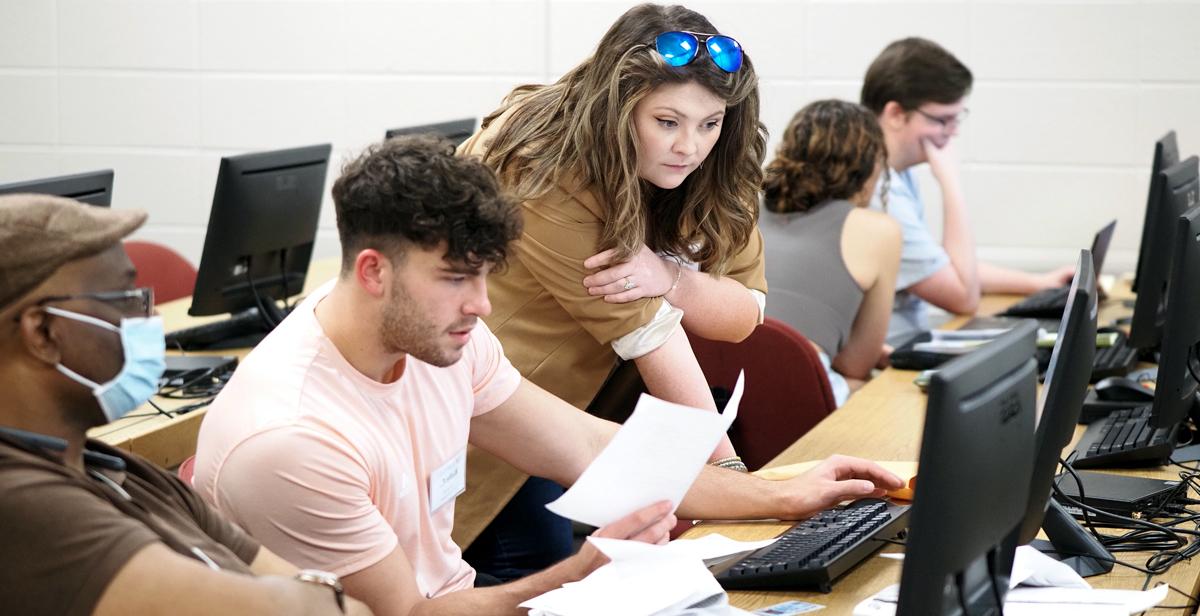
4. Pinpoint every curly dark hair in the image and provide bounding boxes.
[332,135,521,273]
[762,100,887,214]
[860,37,972,114]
